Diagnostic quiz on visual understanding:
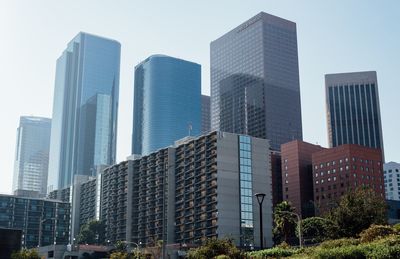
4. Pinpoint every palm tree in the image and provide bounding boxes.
[273,201,297,244]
